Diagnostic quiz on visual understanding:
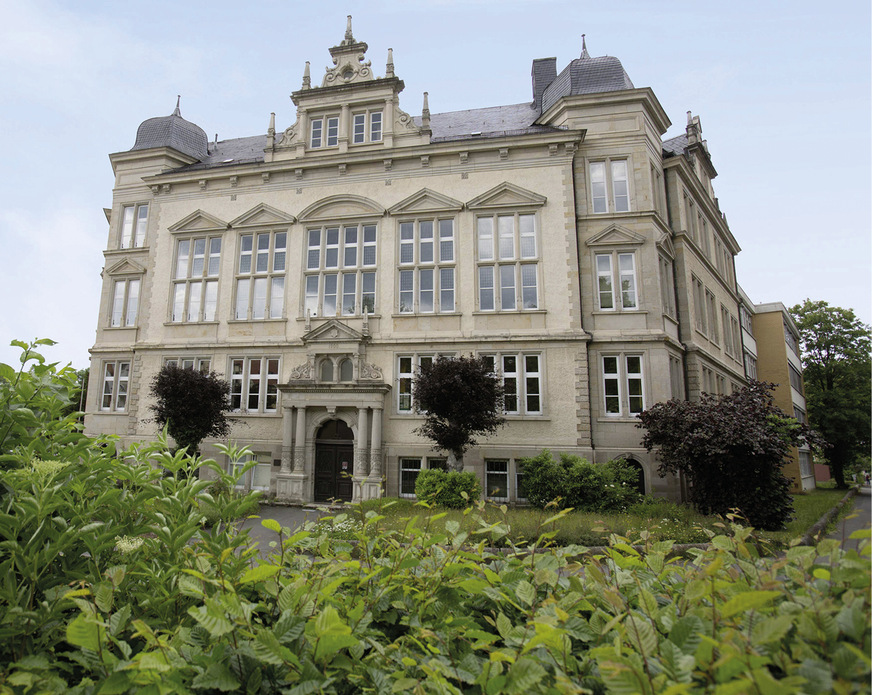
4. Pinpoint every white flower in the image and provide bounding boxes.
[114,535,144,554]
